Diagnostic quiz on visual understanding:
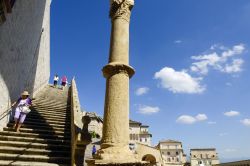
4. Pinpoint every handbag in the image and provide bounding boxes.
[20,105,31,114]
